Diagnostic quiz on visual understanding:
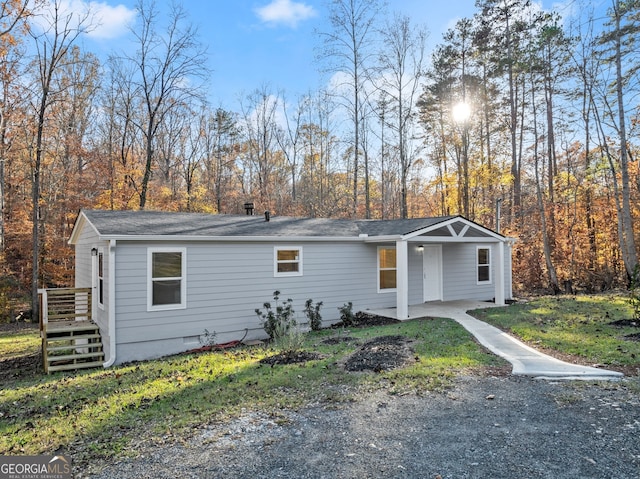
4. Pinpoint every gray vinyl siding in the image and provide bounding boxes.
[72,233,513,364]
[112,240,400,363]
[441,243,495,301]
